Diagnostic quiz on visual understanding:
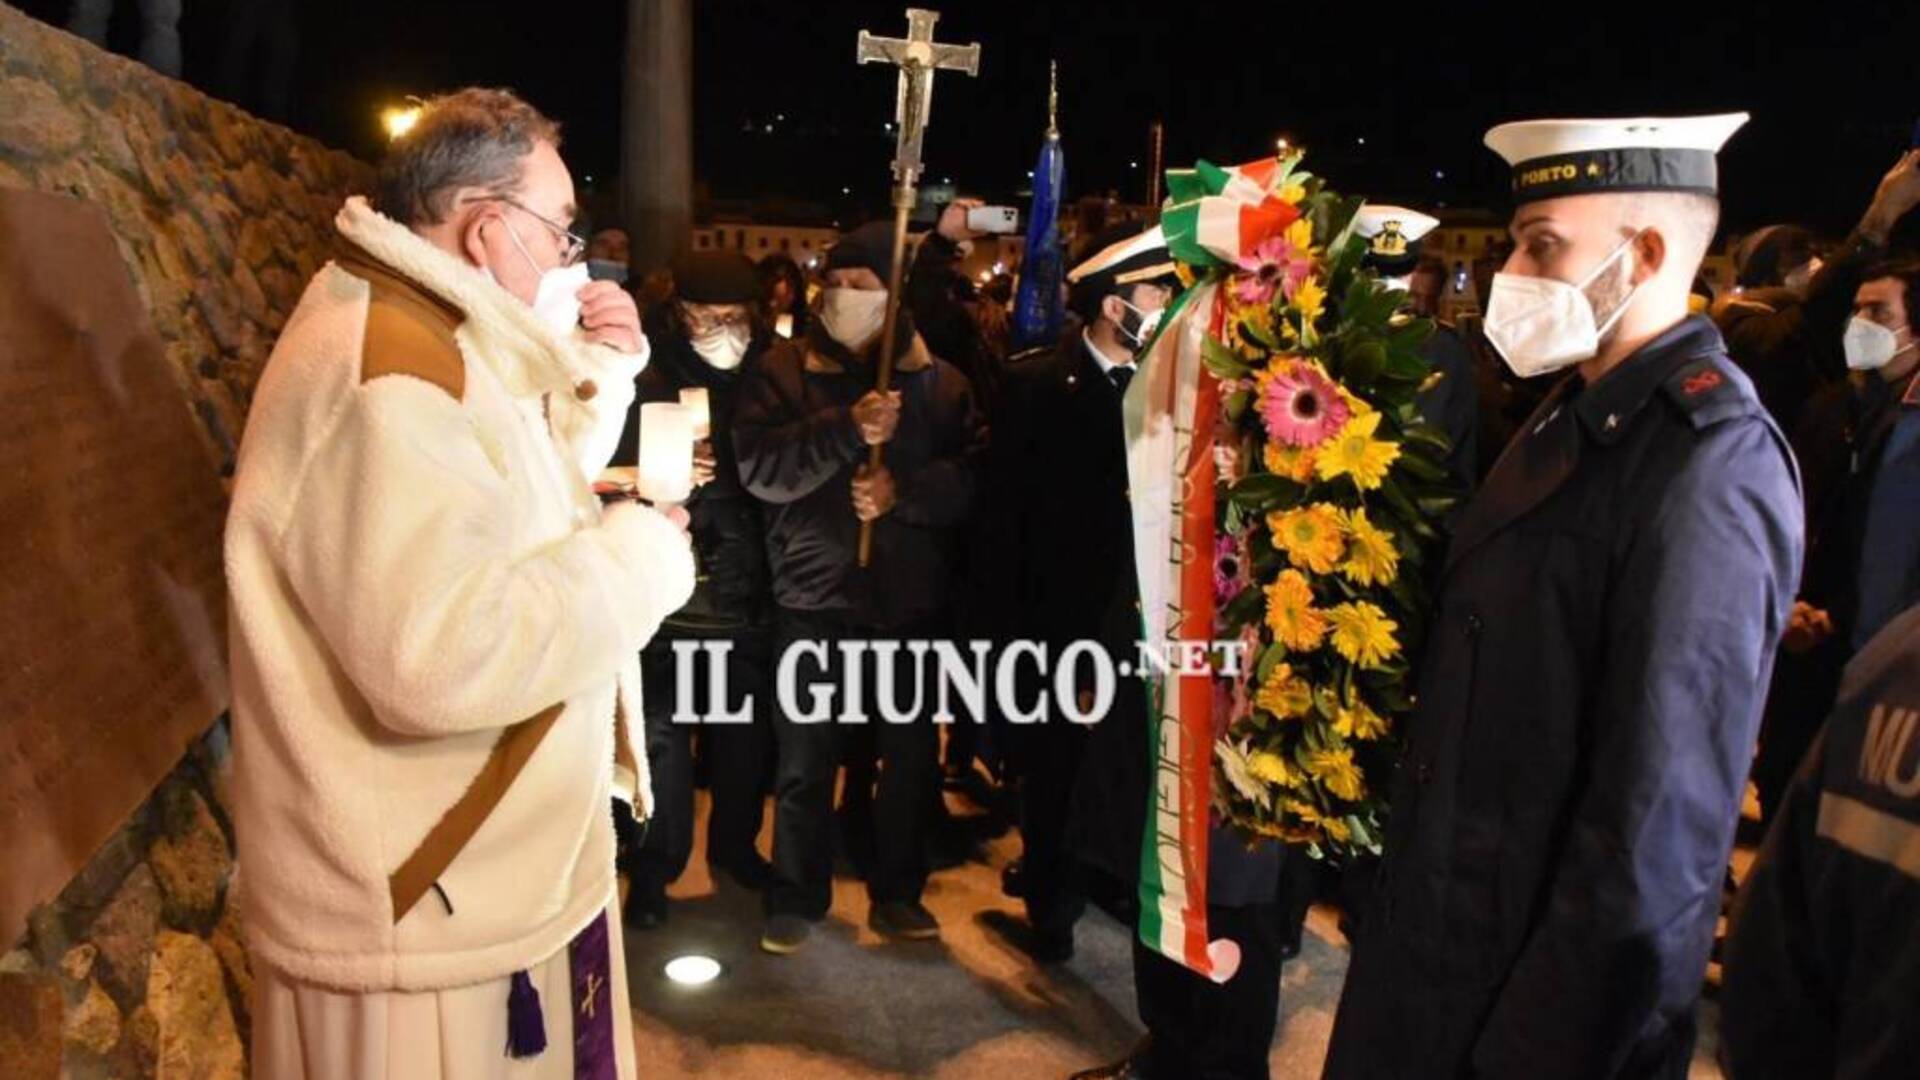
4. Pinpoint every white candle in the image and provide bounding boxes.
[679,387,712,440]
[637,402,695,505]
